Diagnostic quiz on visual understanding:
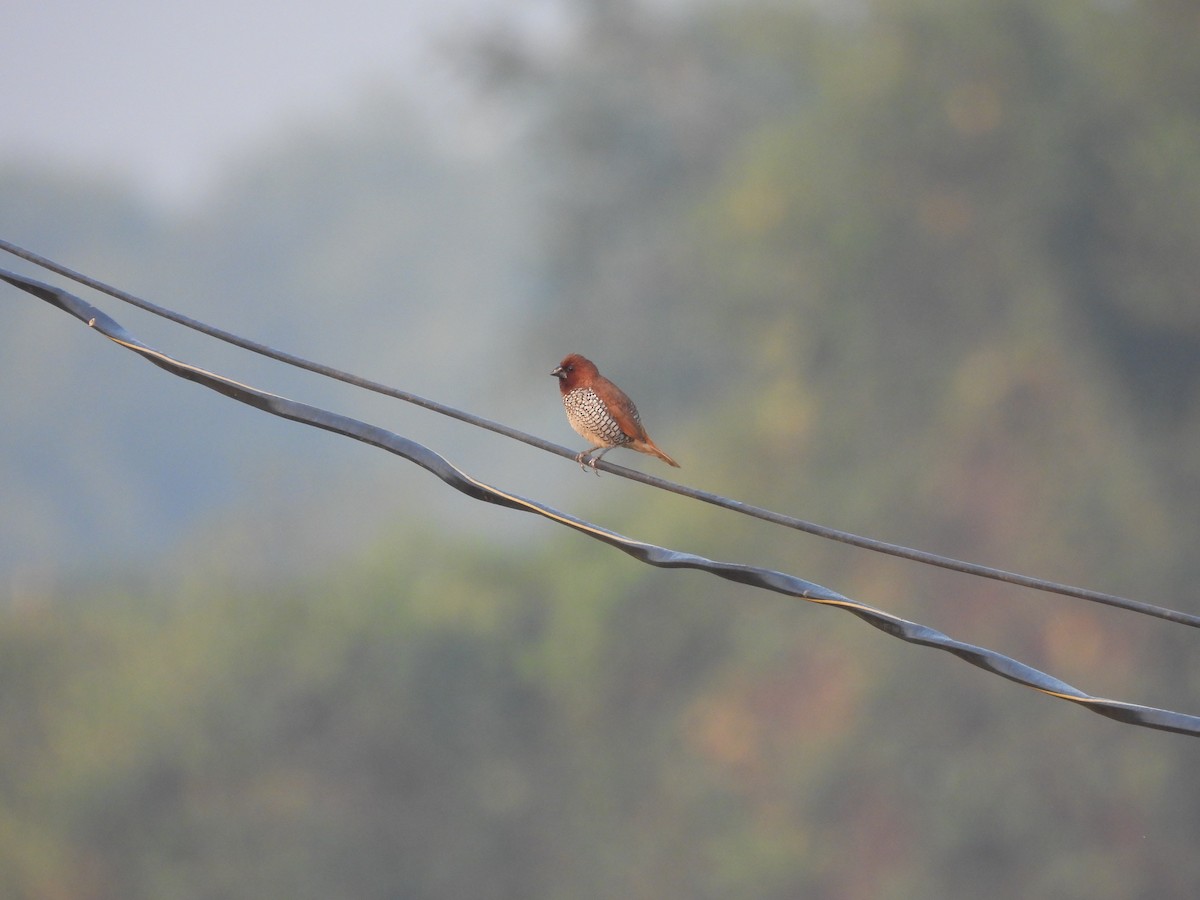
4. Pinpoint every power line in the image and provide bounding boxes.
[4,266,1197,736]
[2,238,1196,628]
